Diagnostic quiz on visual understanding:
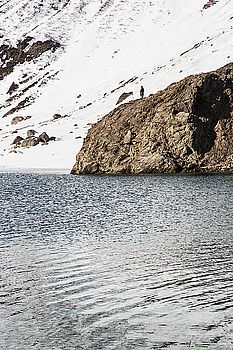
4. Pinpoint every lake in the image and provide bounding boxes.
[0,172,232,350]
